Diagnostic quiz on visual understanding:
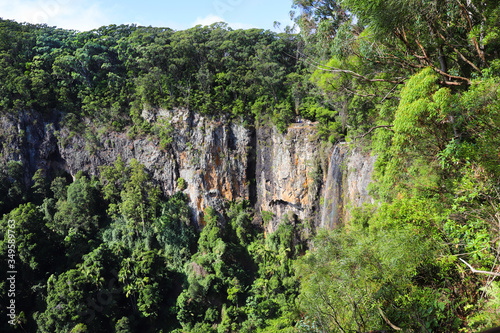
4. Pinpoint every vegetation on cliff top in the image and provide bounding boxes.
[0,20,312,133]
